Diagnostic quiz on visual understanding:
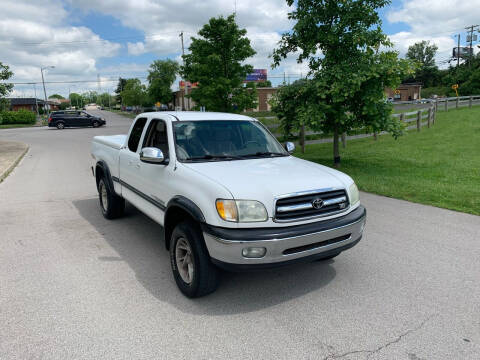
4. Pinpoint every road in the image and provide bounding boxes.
[1,110,479,359]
